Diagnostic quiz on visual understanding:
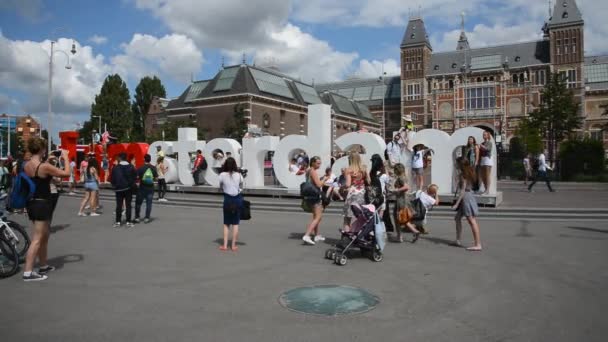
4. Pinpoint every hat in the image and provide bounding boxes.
[403,115,412,122]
